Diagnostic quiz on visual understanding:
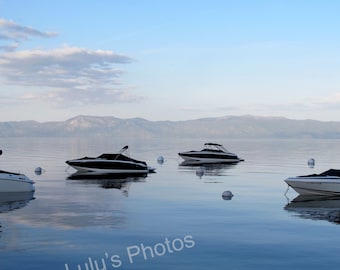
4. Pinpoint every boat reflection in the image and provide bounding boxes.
[179,160,238,177]
[67,171,147,196]
[0,191,35,213]
[284,194,340,224]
